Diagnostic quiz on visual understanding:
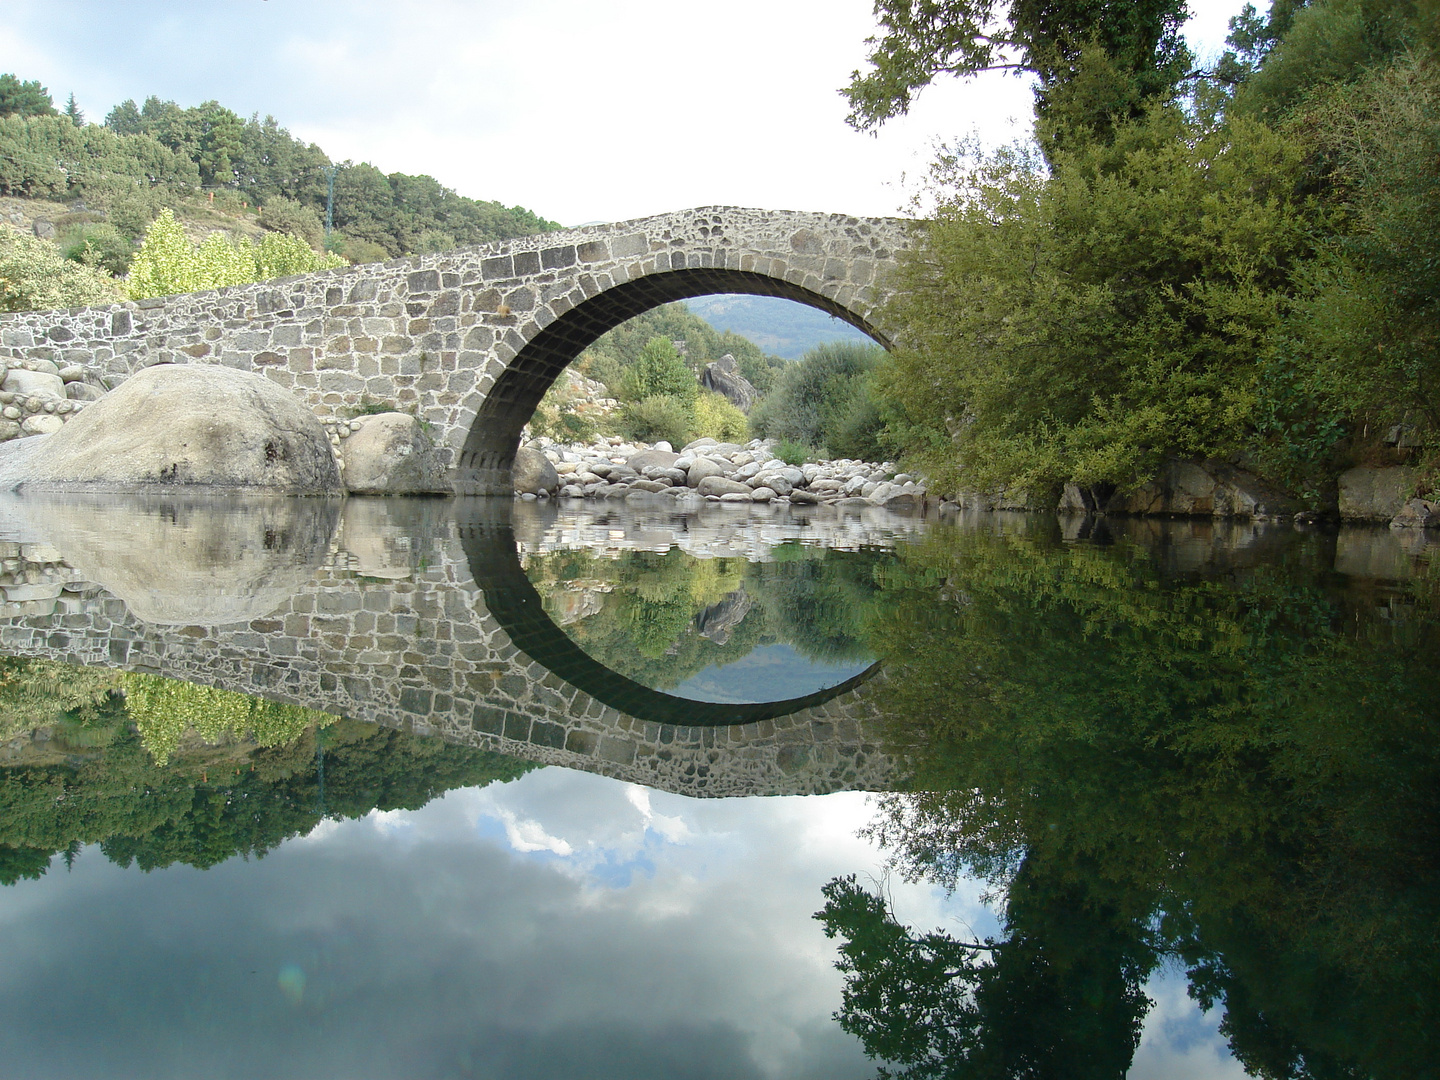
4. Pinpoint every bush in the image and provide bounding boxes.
[328,231,391,266]
[258,195,324,249]
[619,394,692,447]
[692,390,749,441]
[58,221,133,276]
[0,224,121,311]
[126,208,344,298]
[749,341,887,456]
[774,440,813,466]
[619,336,698,405]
